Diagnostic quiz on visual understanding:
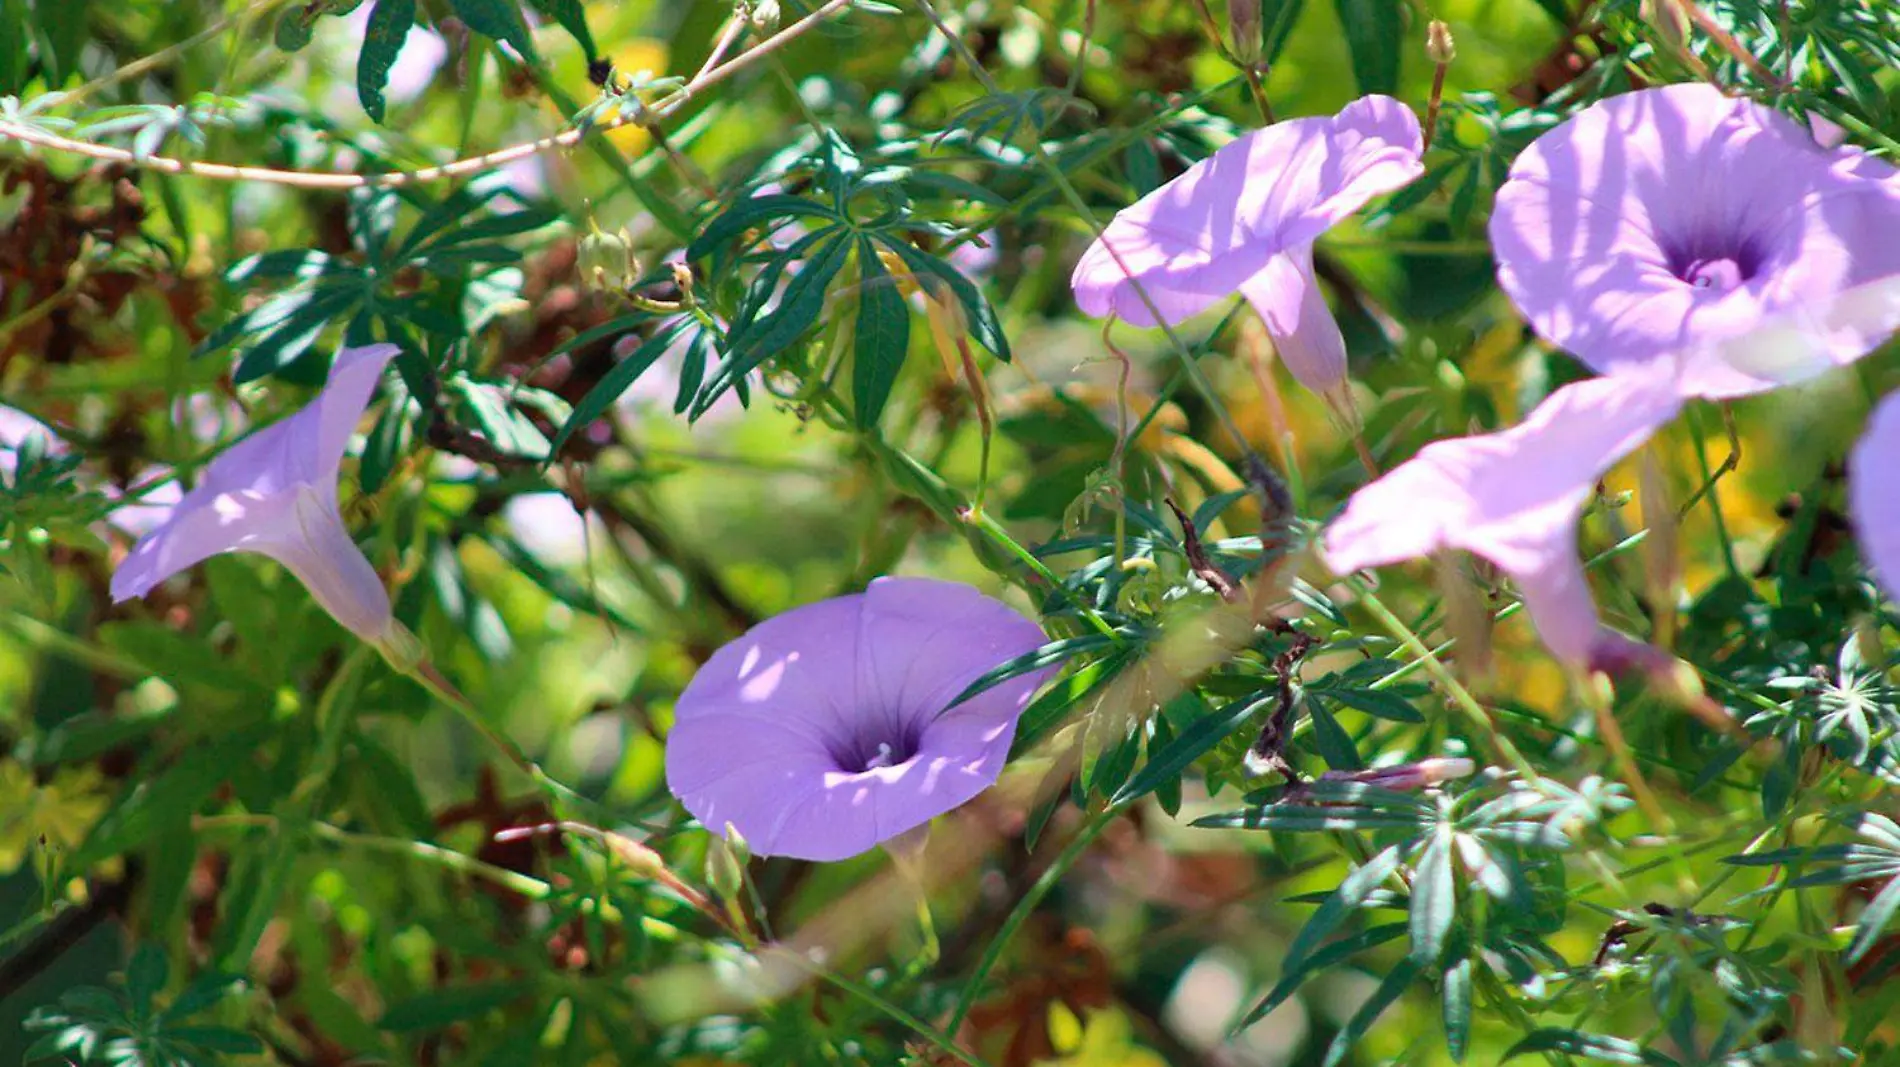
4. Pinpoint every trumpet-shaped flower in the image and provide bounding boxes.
[1852,392,1900,604]
[1071,96,1423,397]
[665,577,1051,862]
[1491,83,1900,399]
[1322,368,1683,665]
[110,345,401,645]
